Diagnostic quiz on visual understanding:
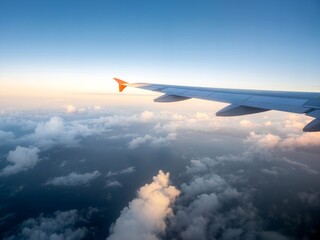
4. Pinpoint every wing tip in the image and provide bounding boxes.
[113,78,128,92]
